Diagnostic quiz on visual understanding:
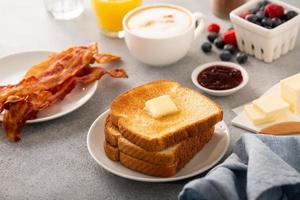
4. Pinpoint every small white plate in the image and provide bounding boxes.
[191,61,249,96]
[0,51,98,123]
[87,110,230,182]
